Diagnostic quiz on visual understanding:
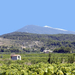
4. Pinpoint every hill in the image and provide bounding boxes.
[1,32,75,41]
[17,25,75,34]
[1,32,75,53]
